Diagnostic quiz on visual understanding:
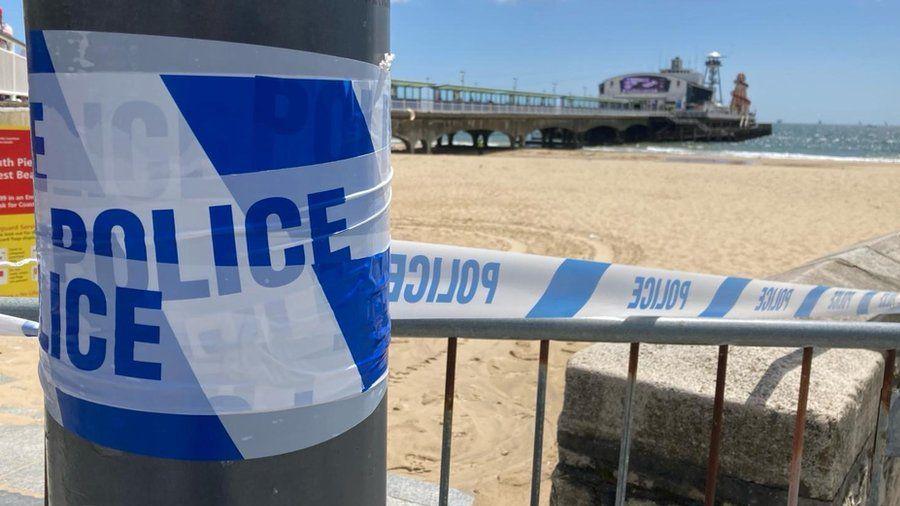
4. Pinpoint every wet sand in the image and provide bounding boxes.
[1,149,899,503]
